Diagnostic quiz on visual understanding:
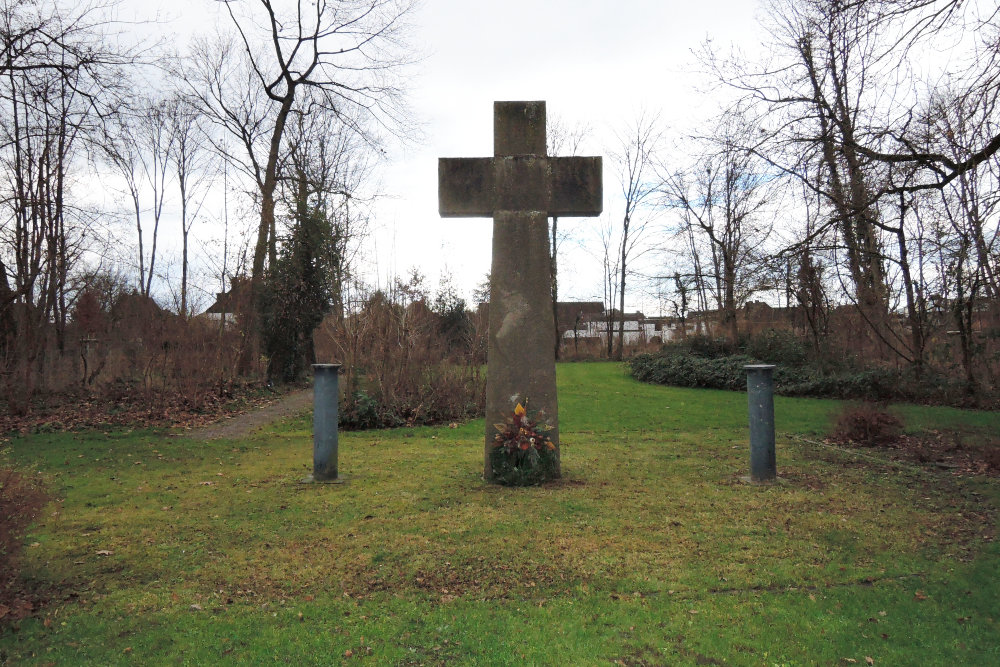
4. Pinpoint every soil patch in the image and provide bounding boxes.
[834,430,1000,478]
[0,468,50,624]
[188,388,313,440]
[1,384,310,438]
